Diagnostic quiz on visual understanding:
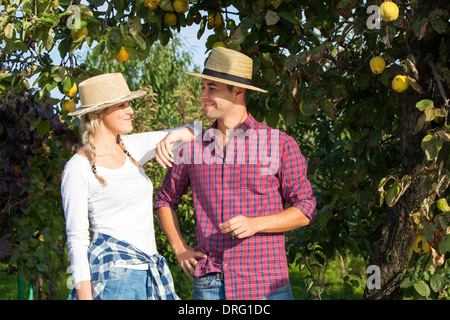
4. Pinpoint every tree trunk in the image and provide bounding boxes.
[364,96,427,299]
[364,8,442,298]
